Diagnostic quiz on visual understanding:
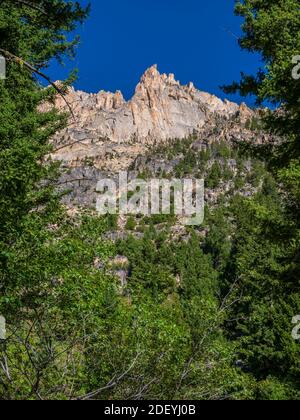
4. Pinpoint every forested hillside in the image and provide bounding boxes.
[0,0,300,400]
